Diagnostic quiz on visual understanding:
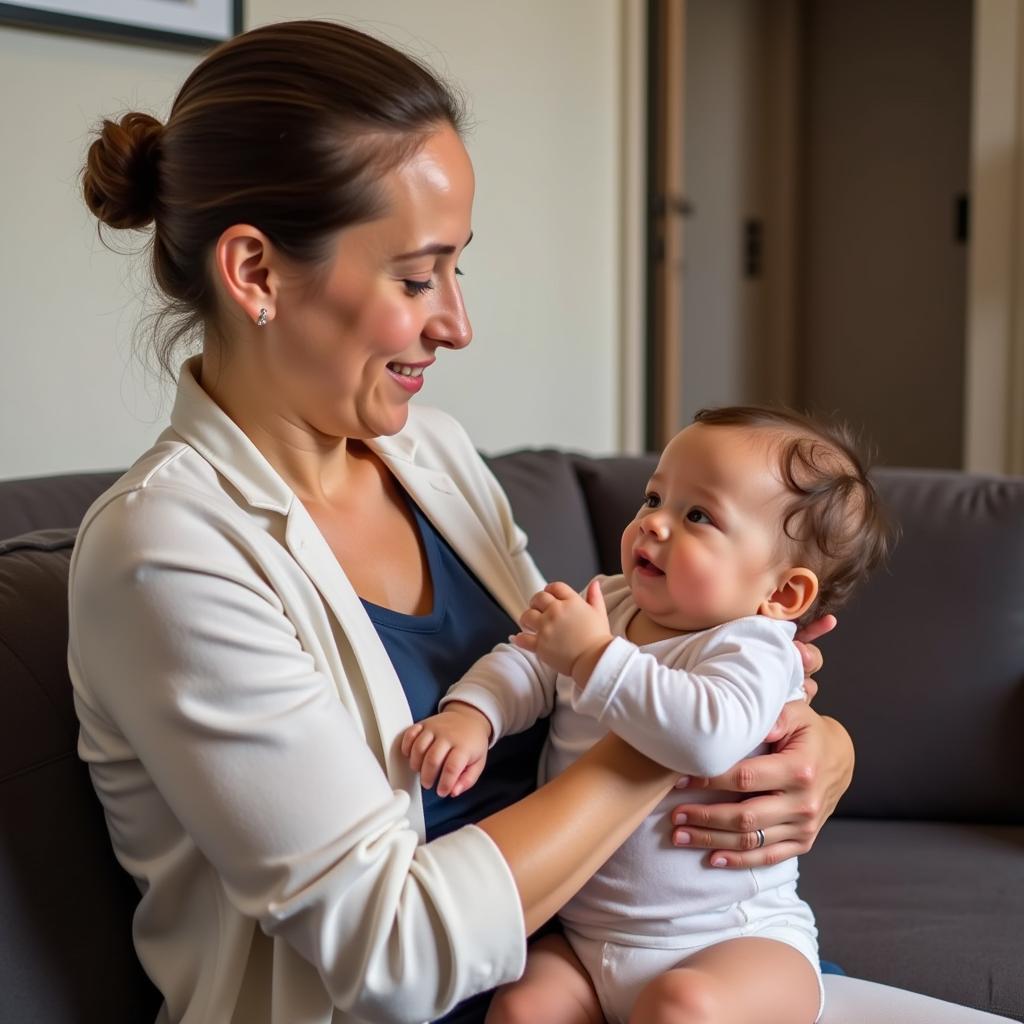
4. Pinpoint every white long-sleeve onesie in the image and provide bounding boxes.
[441,573,812,946]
